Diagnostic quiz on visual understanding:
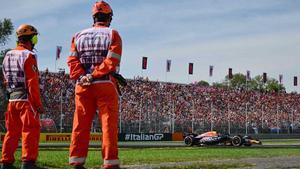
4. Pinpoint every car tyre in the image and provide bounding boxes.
[184,136,194,146]
[231,135,242,146]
